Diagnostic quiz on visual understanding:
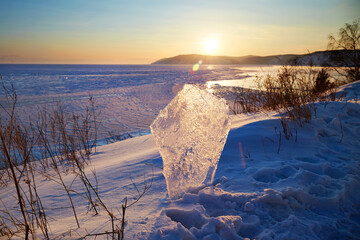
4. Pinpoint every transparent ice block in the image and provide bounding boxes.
[150,84,231,199]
